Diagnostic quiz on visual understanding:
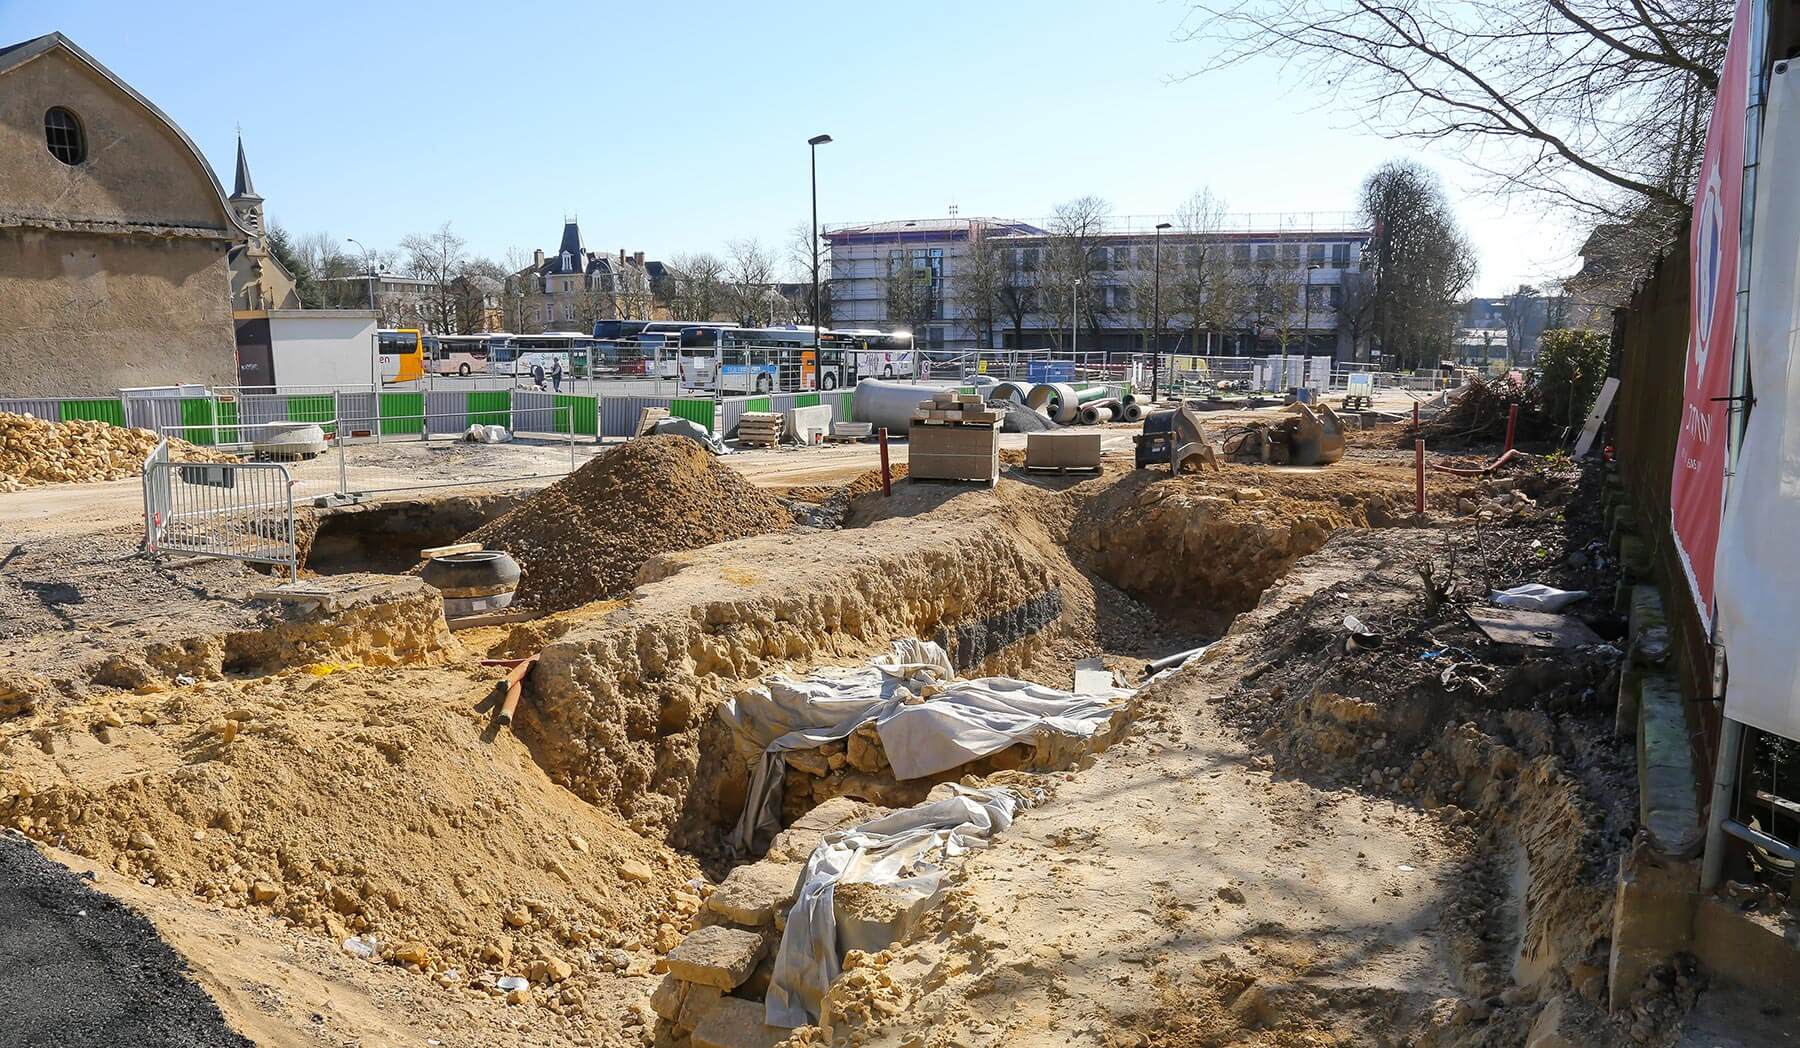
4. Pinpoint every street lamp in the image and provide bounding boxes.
[807,133,832,385]
[1071,278,1082,357]
[346,237,374,311]
[1150,221,1172,403]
